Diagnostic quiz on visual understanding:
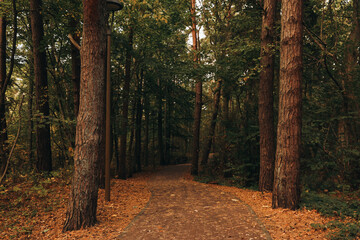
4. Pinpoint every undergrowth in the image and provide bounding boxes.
[301,192,360,239]
[0,168,72,239]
